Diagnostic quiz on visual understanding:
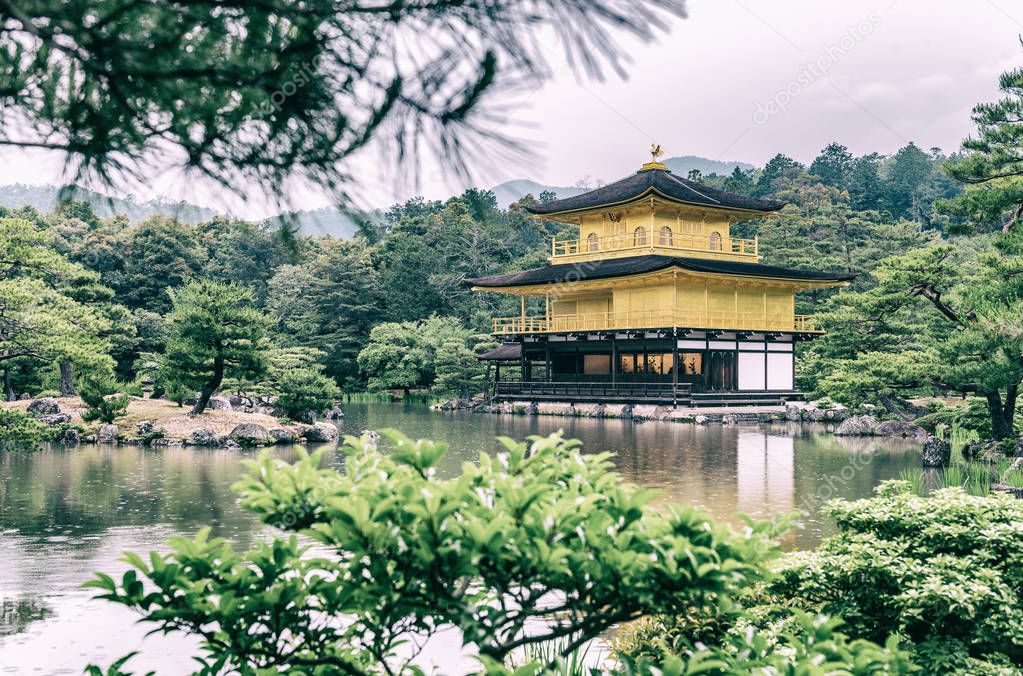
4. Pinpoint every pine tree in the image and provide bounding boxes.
[163,280,270,414]
[940,57,1023,232]
[809,143,853,190]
